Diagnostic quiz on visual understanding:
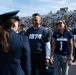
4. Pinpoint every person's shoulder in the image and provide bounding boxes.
[66,30,73,34]
[40,26,47,31]
[18,34,29,42]
[22,35,28,42]
[27,26,33,30]
[65,30,73,38]
[25,26,33,33]
[40,25,45,29]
